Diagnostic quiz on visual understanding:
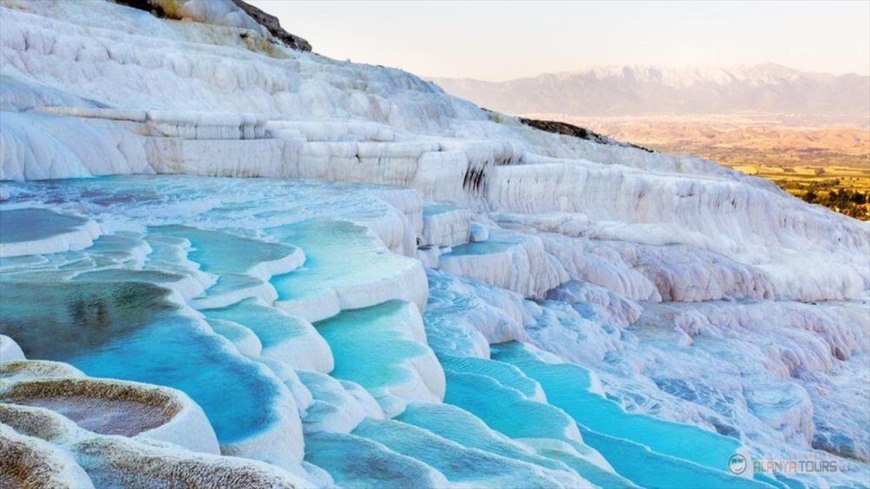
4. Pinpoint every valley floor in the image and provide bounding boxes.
[526,113,870,220]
